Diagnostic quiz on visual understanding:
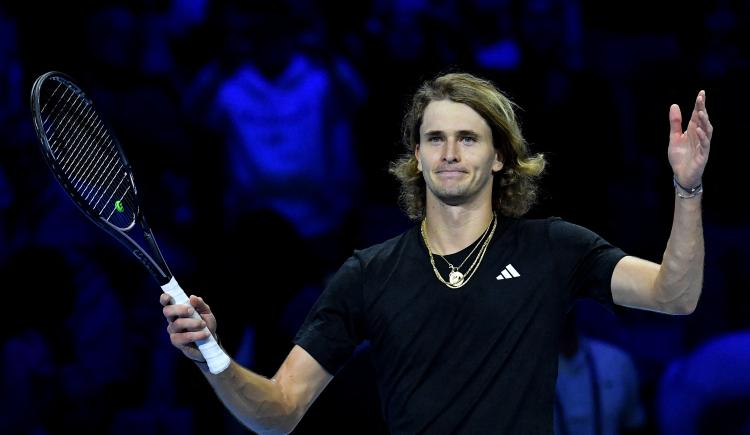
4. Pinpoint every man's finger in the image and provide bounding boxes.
[669,104,683,138]
[171,317,206,333]
[189,295,212,315]
[160,293,174,307]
